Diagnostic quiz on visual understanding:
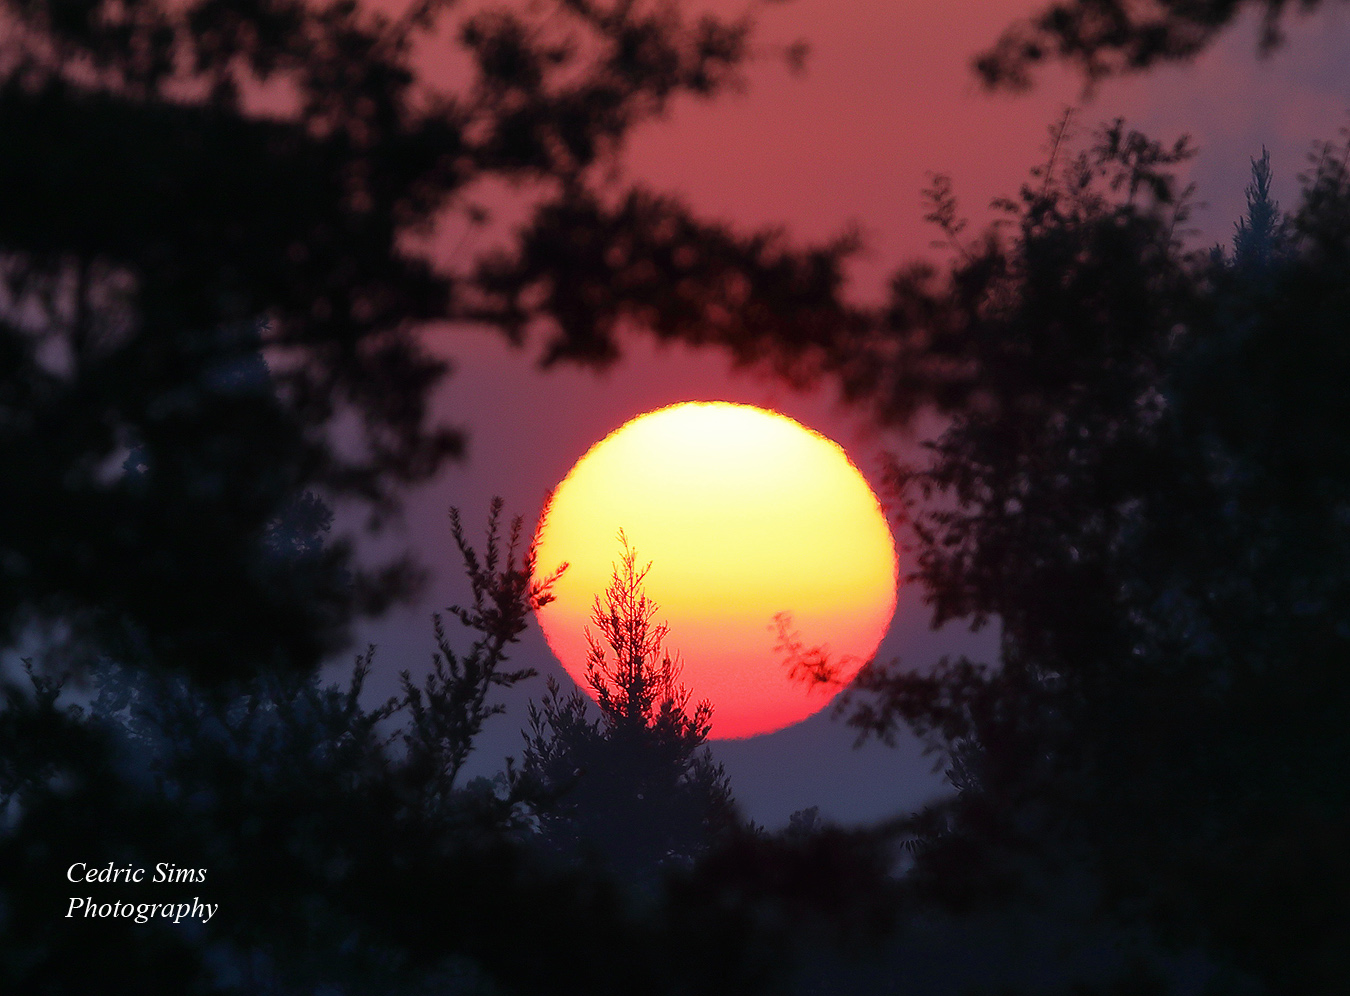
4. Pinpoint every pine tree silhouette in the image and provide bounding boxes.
[521,533,737,878]
[1233,147,1289,268]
